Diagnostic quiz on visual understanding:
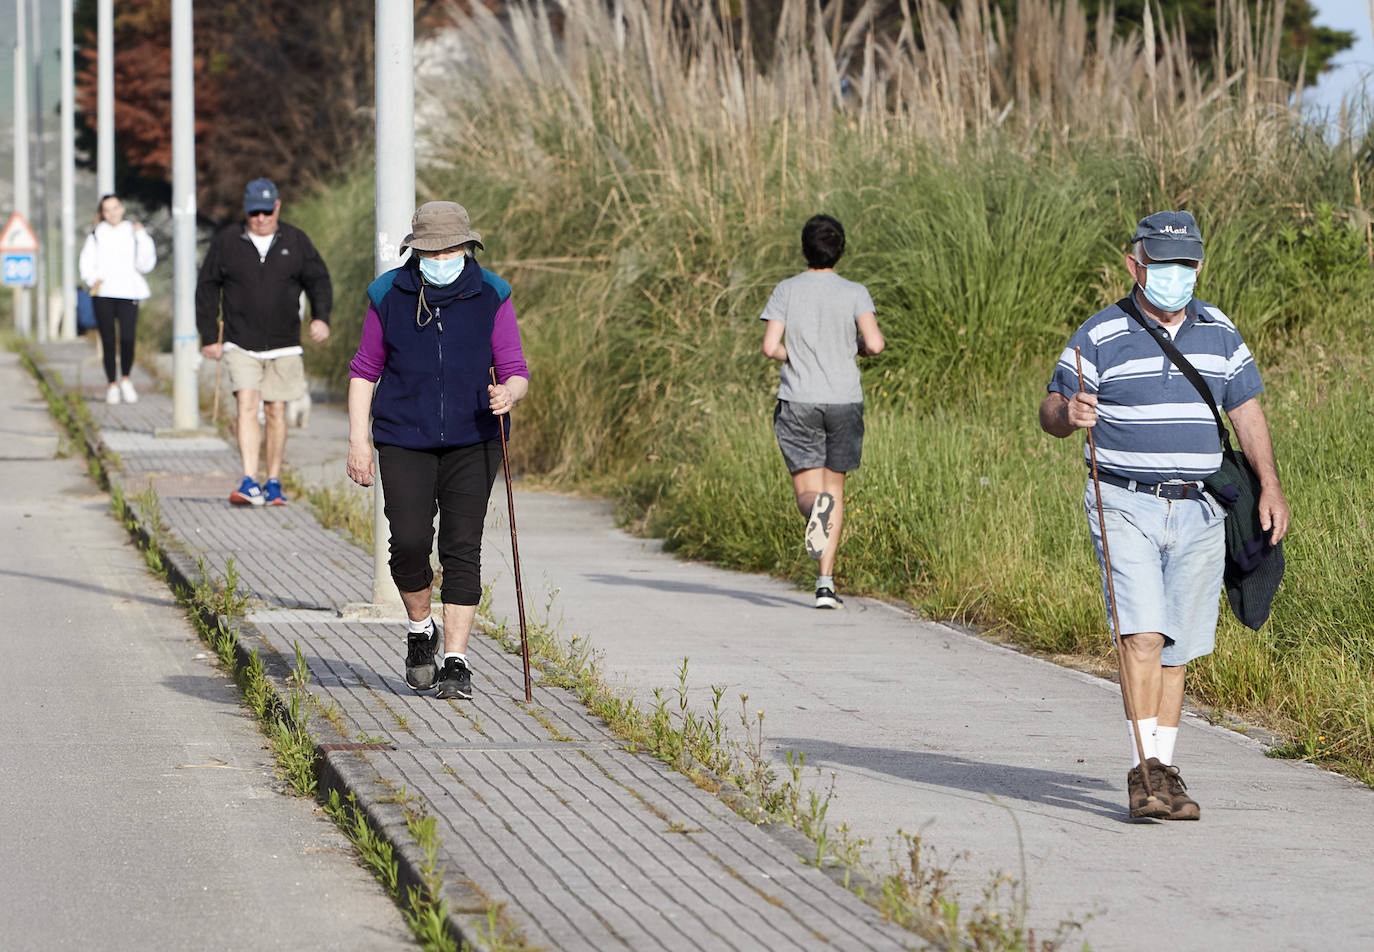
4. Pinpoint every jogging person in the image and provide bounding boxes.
[761,214,885,609]
[345,202,529,701]
[1039,210,1290,820]
[79,194,157,404]
[197,178,332,506]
